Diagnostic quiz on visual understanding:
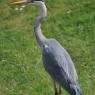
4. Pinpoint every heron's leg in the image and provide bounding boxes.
[58,85,61,95]
[53,80,58,95]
